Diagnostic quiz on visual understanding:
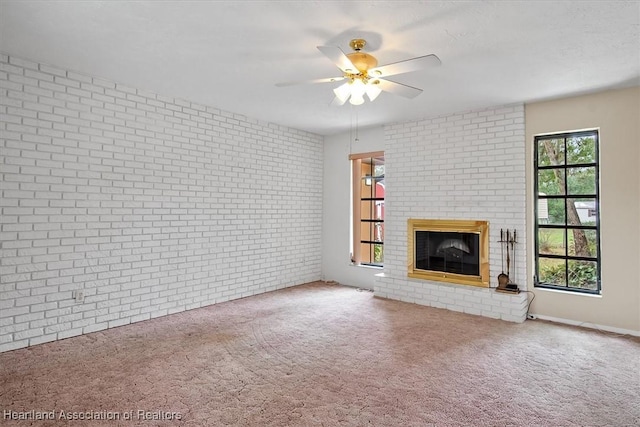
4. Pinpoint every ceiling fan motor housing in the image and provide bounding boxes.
[346,52,378,73]
[347,39,378,73]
